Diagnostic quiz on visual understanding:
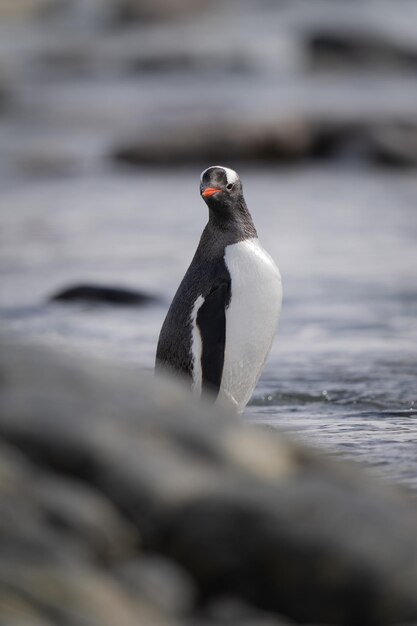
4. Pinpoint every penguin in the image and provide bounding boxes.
[155,165,282,413]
